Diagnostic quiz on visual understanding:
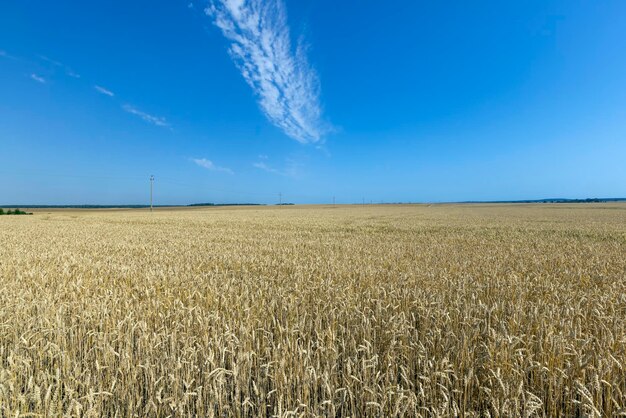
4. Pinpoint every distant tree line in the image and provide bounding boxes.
[0,208,32,215]
[460,198,626,204]
[1,203,266,209]
[187,203,265,207]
